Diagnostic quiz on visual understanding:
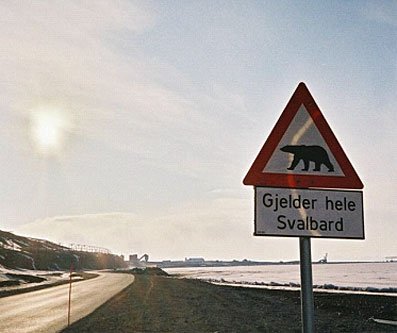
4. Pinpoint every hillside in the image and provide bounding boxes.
[0,230,126,271]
